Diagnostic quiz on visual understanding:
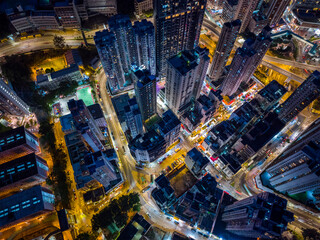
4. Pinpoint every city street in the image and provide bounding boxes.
[0,8,319,239]
[97,70,220,239]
